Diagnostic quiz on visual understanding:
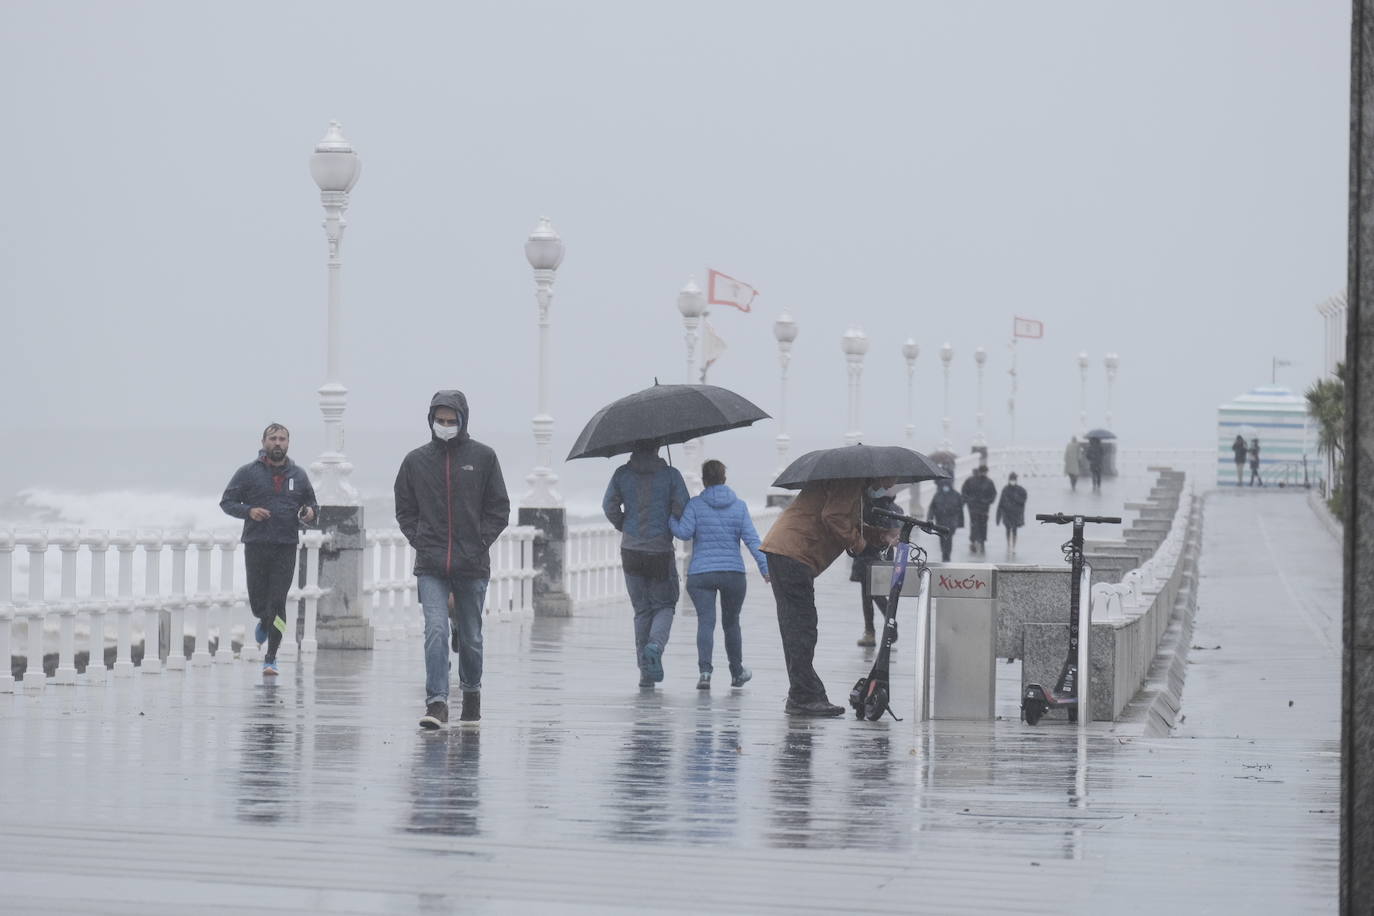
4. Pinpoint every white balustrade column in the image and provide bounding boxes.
[56,530,80,684]
[139,532,163,674]
[0,531,14,692]
[112,533,136,676]
[215,535,236,663]
[191,535,213,666]
[23,534,48,690]
[85,531,110,684]
[300,532,324,653]
[166,533,189,668]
